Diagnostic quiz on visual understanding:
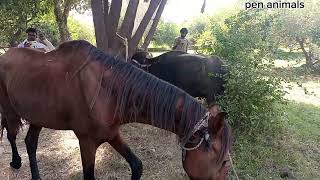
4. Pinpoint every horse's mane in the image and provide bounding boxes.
[56,40,207,145]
